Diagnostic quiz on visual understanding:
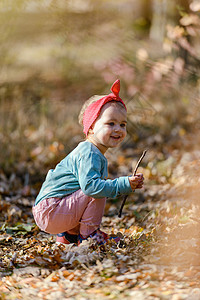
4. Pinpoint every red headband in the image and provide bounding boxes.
[83,79,126,136]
